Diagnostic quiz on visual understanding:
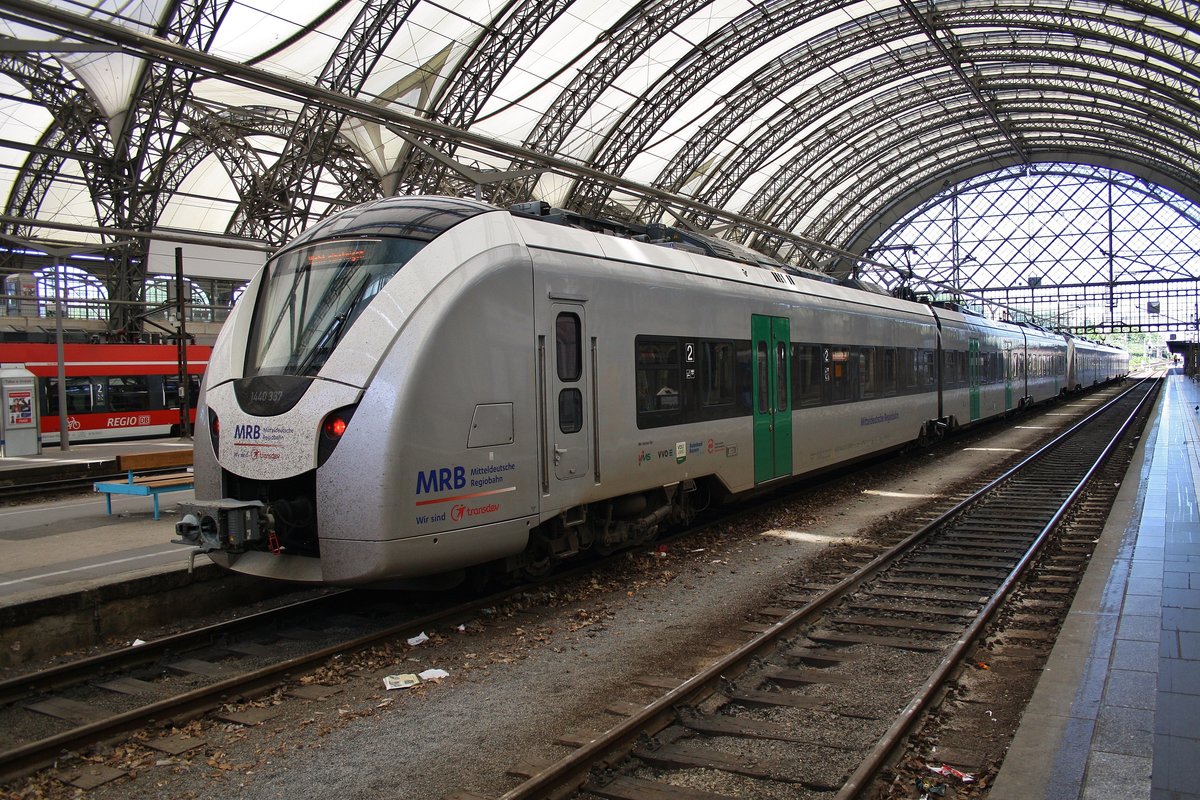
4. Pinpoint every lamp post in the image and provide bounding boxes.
[54,265,68,451]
